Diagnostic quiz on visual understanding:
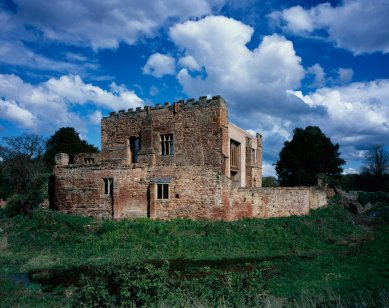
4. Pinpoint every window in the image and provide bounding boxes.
[160,133,174,156]
[103,178,113,196]
[230,139,240,181]
[84,158,94,164]
[230,140,240,170]
[157,183,169,199]
[251,148,256,164]
[129,136,140,163]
